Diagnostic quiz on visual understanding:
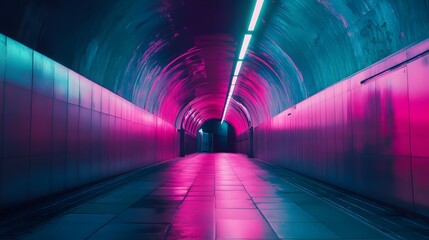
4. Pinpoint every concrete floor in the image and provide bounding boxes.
[3,154,429,239]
